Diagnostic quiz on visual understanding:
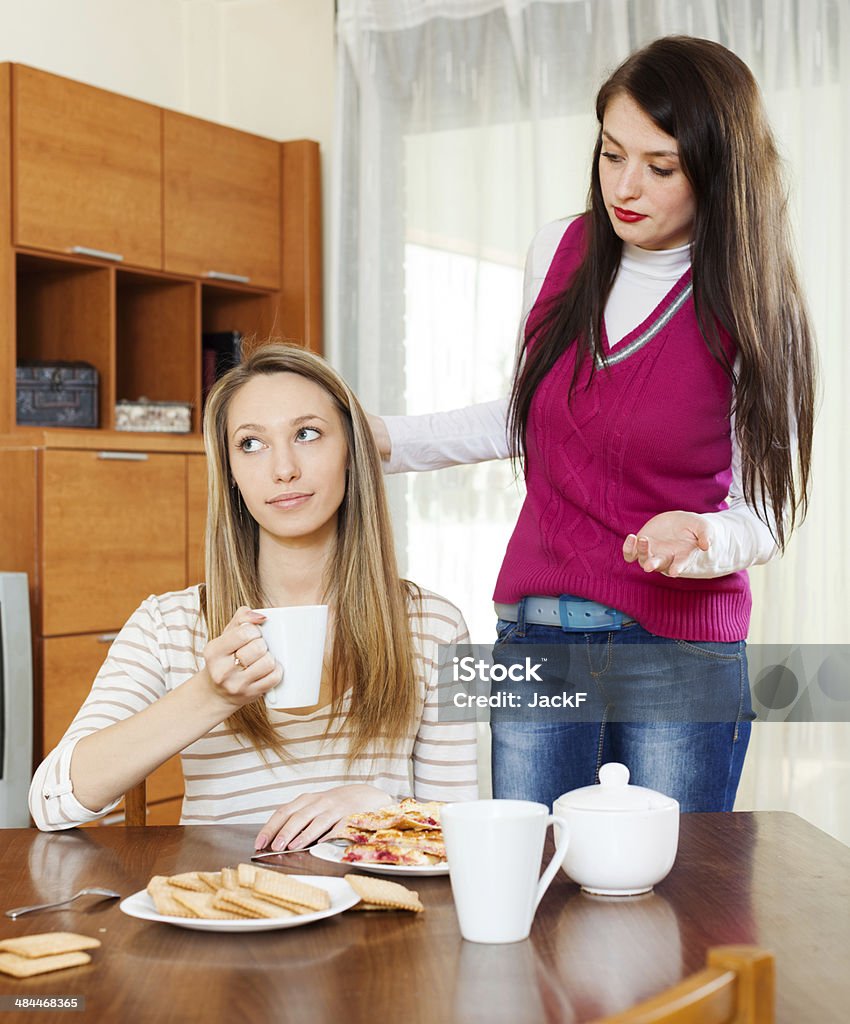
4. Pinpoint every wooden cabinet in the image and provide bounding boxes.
[12,65,162,268]
[164,111,281,288]
[41,450,187,636]
[5,448,207,822]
